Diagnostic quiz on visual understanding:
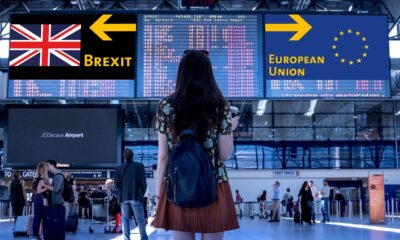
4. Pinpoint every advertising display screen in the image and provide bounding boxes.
[5,106,122,168]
